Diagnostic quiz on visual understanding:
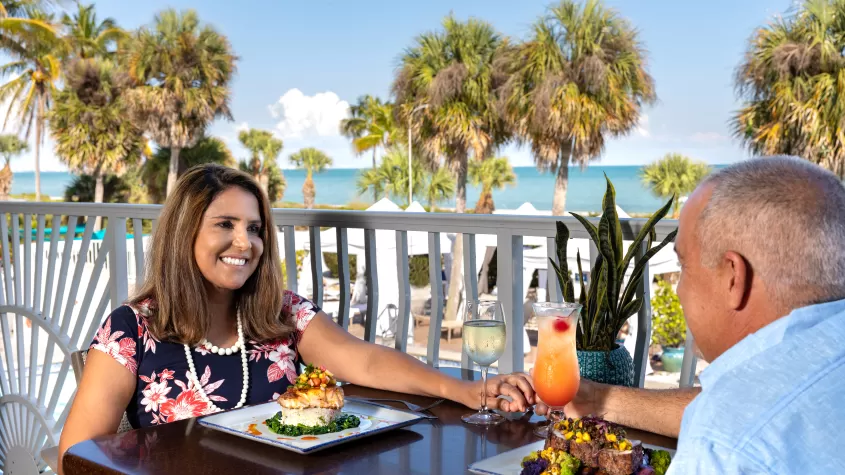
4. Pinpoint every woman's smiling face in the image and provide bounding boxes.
[193,186,265,294]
